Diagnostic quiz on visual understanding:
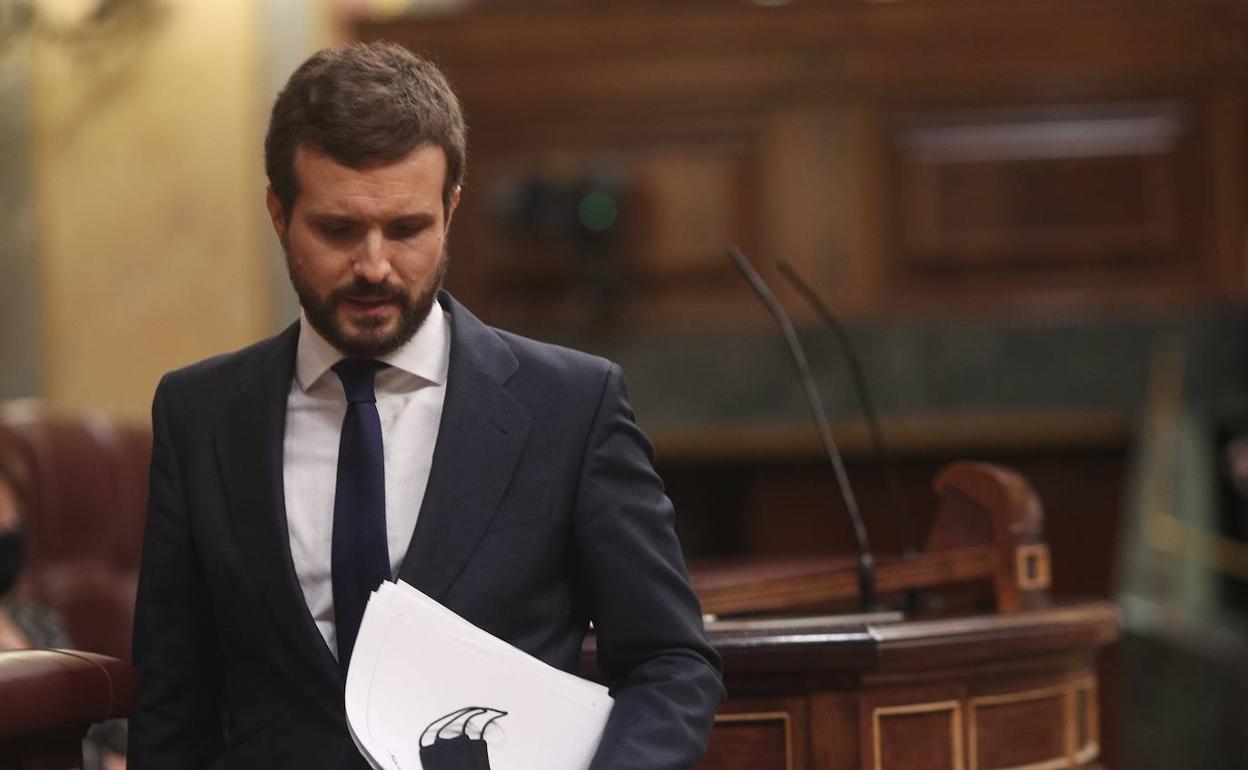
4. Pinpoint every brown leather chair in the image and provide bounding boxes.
[0,402,151,661]
[0,402,150,769]
[0,649,139,770]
